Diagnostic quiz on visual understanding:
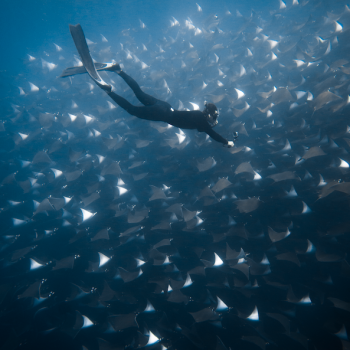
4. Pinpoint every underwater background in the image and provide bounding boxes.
[1,0,350,349]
